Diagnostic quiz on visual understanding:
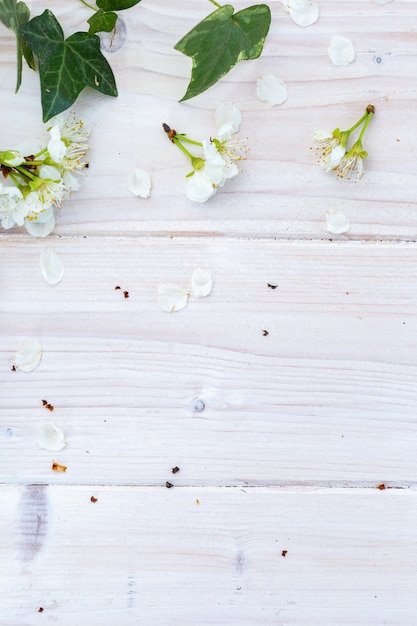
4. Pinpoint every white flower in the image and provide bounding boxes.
[328,36,355,66]
[33,165,66,207]
[203,139,239,181]
[15,340,42,372]
[128,169,152,198]
[0,184,23,228]
[38,423,66,451]
[335,151,365,181]
[313,130,346,171]
[256,75,288,106]
[326,210,350,235]
[158,285,189,312]
[48,125,67,163]
[50,112,90,144]
[40,248,65,285]
[186,148,229,203]
[191,267,212,298]
[283,0,319,26]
